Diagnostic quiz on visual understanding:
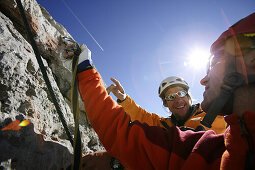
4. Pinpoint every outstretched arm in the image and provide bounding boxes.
[78,69,171,169]
[63,42,172,169]
[107,78,165,127]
